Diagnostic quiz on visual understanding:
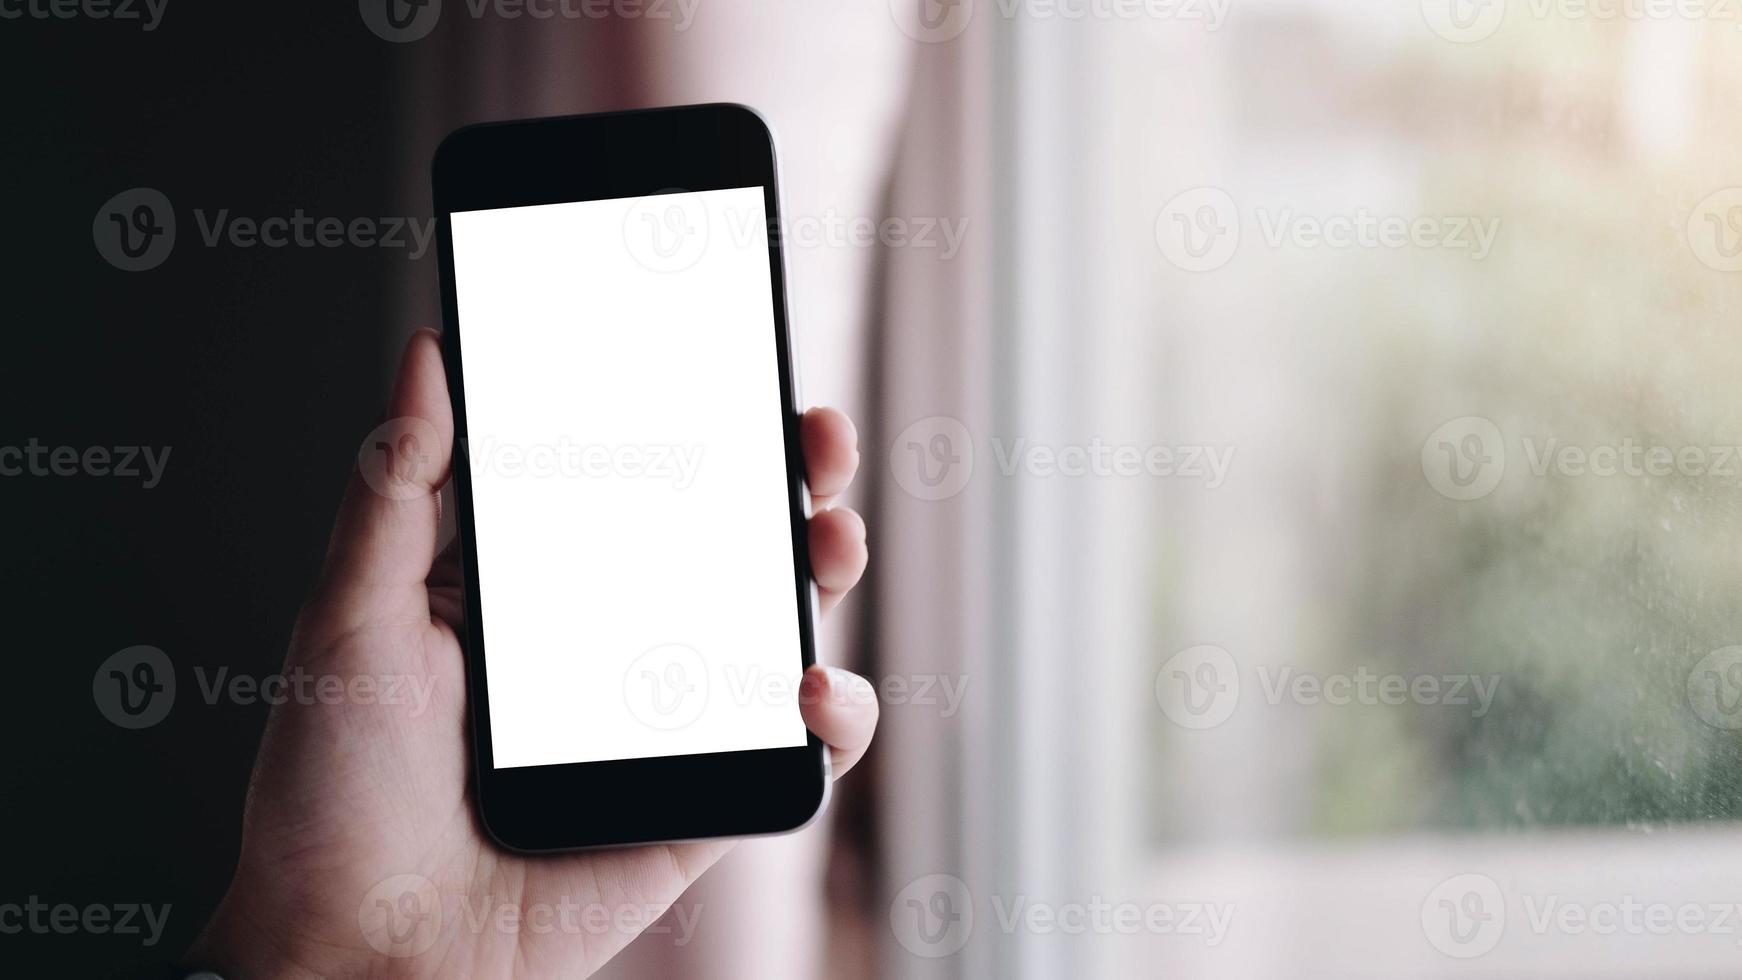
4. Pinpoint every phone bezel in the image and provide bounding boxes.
[431,103,828,852]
